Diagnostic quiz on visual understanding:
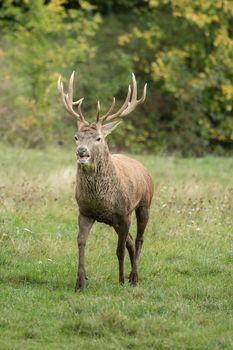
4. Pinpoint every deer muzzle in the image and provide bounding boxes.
[76,146,91,164]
